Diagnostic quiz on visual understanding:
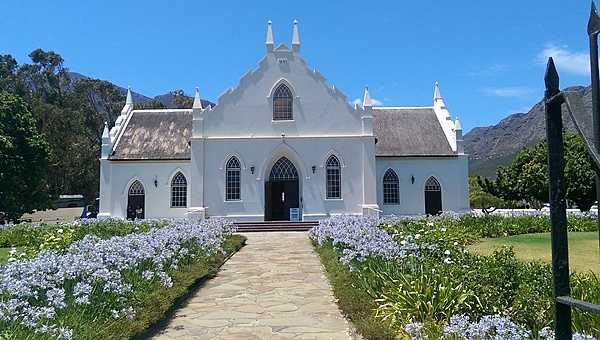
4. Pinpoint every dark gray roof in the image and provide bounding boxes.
[110,110,192,160]
[373,108,455,157]
[110,107,454,160]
